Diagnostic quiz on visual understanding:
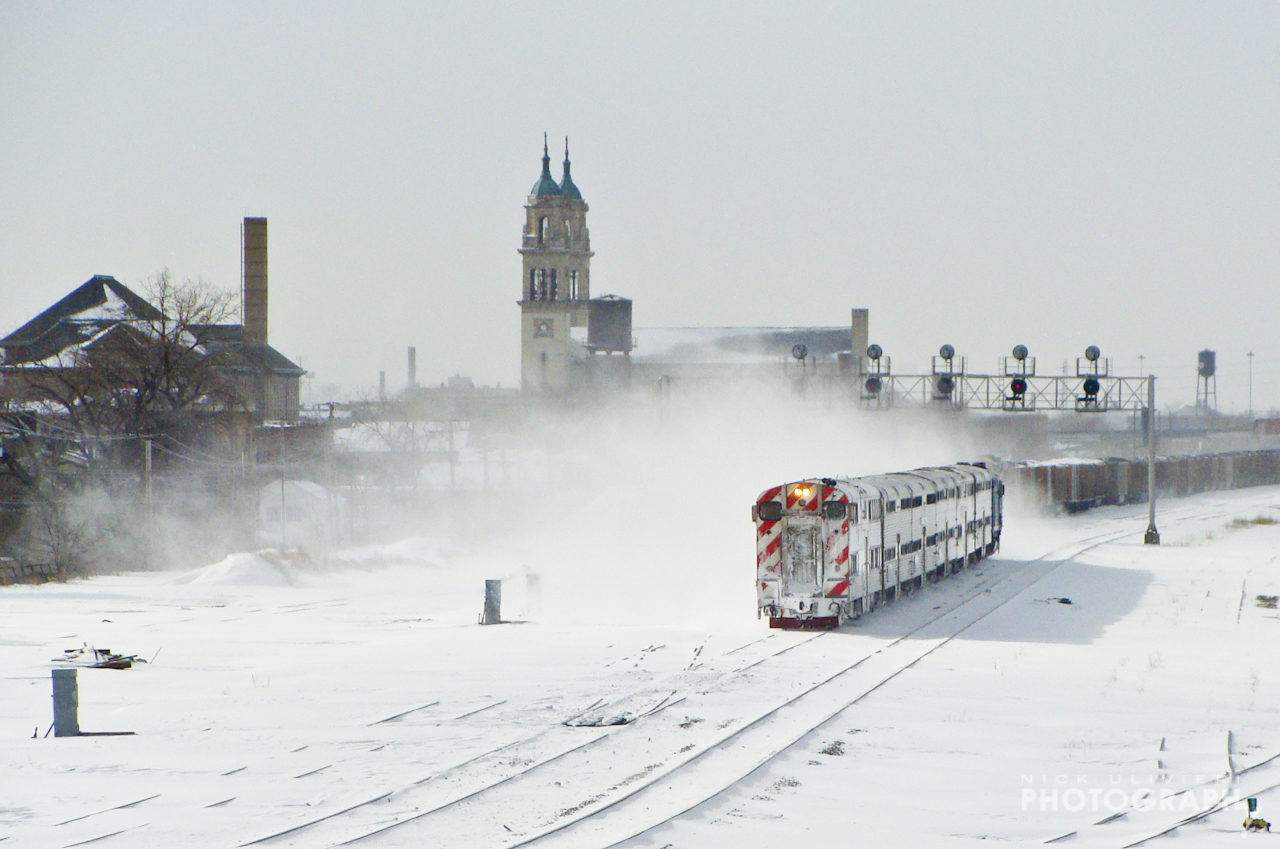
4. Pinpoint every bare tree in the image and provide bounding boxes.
[0,272,251,571]
[23,271,242,438]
